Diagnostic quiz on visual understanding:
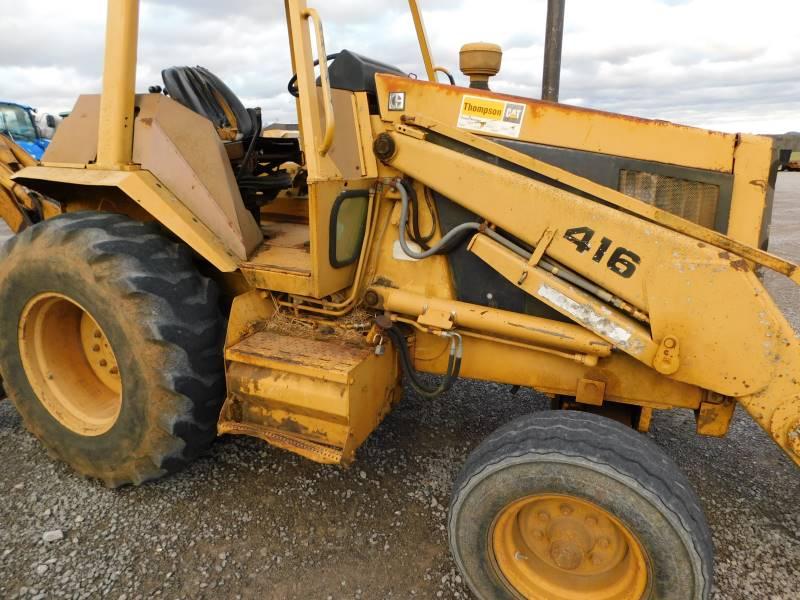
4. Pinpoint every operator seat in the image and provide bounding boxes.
[161,66,257,140]
[159,66,303,221]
